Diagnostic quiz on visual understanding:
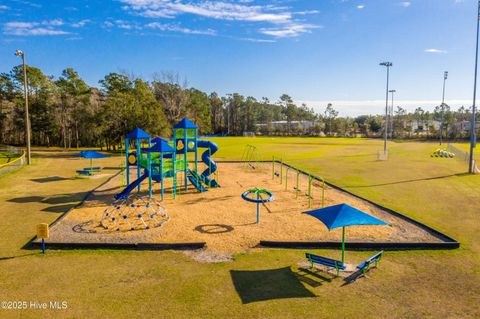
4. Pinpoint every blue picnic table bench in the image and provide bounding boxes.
[305,253,346,276]
[356,250,384,275]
